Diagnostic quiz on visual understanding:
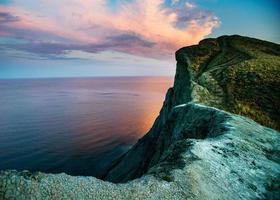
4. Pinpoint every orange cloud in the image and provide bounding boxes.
[0,0,220,58]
